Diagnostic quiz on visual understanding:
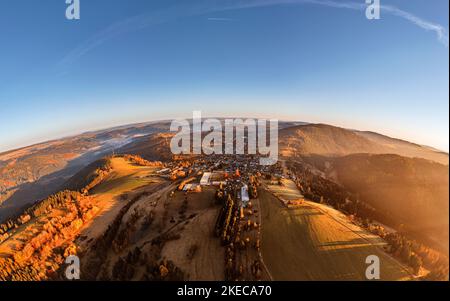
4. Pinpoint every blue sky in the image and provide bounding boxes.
[0,0,448,152]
